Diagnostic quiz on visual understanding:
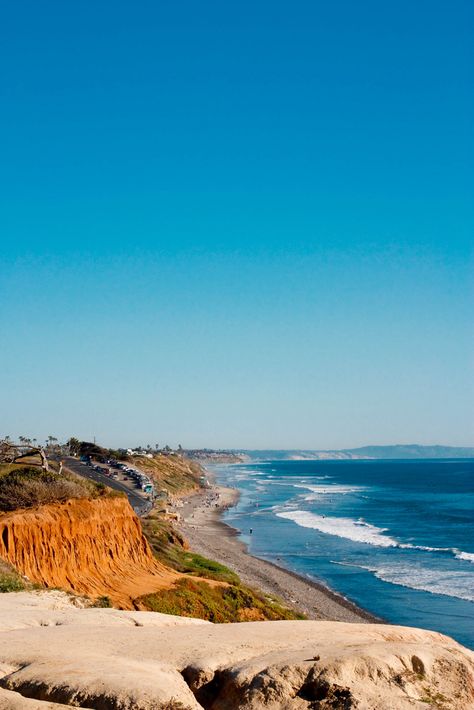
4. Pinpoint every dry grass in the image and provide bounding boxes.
[0,465,119,513]
[132,454,203,495]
